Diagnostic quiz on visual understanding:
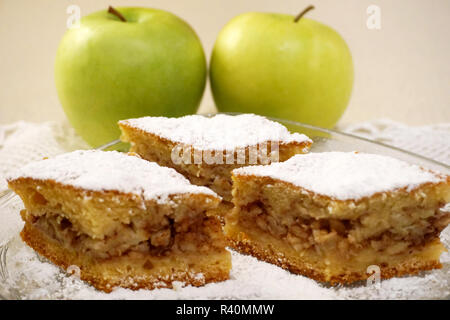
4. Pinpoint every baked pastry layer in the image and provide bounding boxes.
[119,114,312,201]
[227,223,443,284]
[227,152,450,284]
[7,150,231,292]
[21,221,230,292]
